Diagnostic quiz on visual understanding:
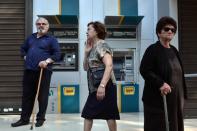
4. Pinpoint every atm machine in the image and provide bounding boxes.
[105,16,143,112]
[113,48,135,82]
[39,15,80,113]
